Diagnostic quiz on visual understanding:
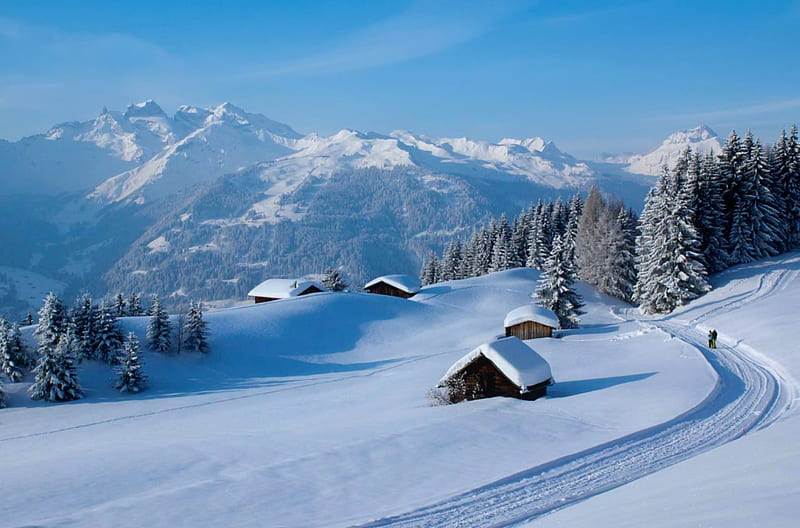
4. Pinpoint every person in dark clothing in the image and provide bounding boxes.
[708,330,714,348]
[711,329,718,349]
